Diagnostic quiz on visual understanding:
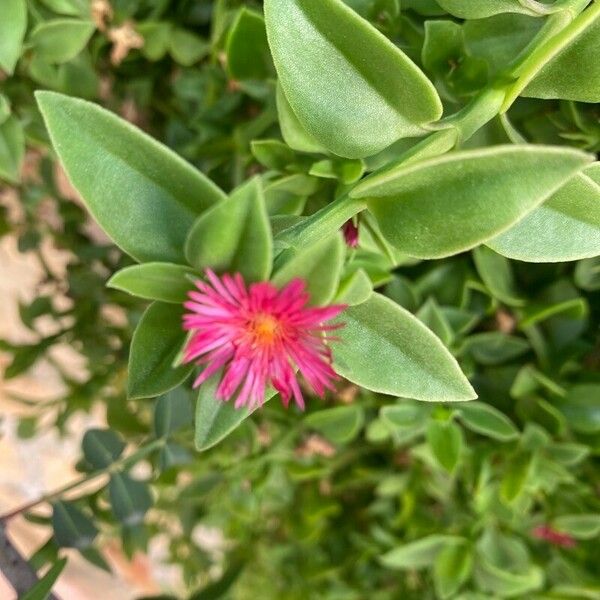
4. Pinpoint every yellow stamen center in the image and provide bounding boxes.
[251,314,280,345]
